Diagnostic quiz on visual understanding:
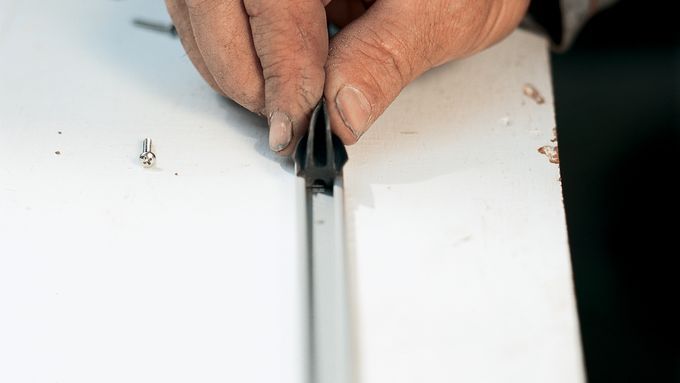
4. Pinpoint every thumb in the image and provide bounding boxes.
[324,0,528,144]
[324,1,436,144]
[243,0,329,155]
